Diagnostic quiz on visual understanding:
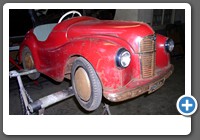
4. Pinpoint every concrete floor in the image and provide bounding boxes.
[9,56,185,115]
